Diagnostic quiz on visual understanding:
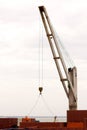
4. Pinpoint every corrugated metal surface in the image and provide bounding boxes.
[20,122,37,128]
[84,118,87,128]
[6,128,84,130]
[0,118,18,129]
[20,122,67,129]
[67,110,87,122]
